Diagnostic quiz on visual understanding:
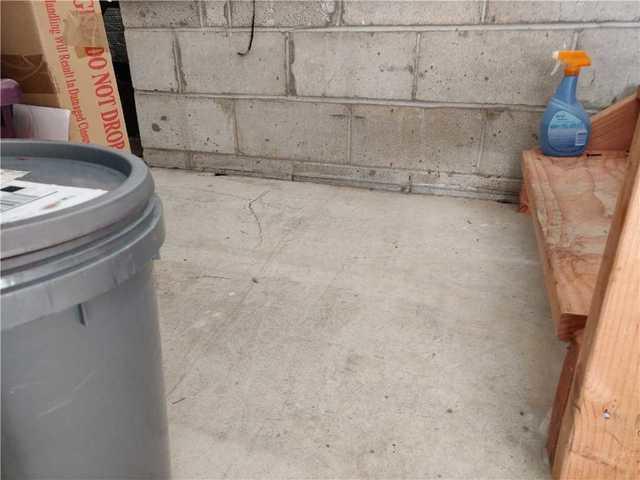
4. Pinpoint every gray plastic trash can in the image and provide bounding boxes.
[1,140,170,479]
